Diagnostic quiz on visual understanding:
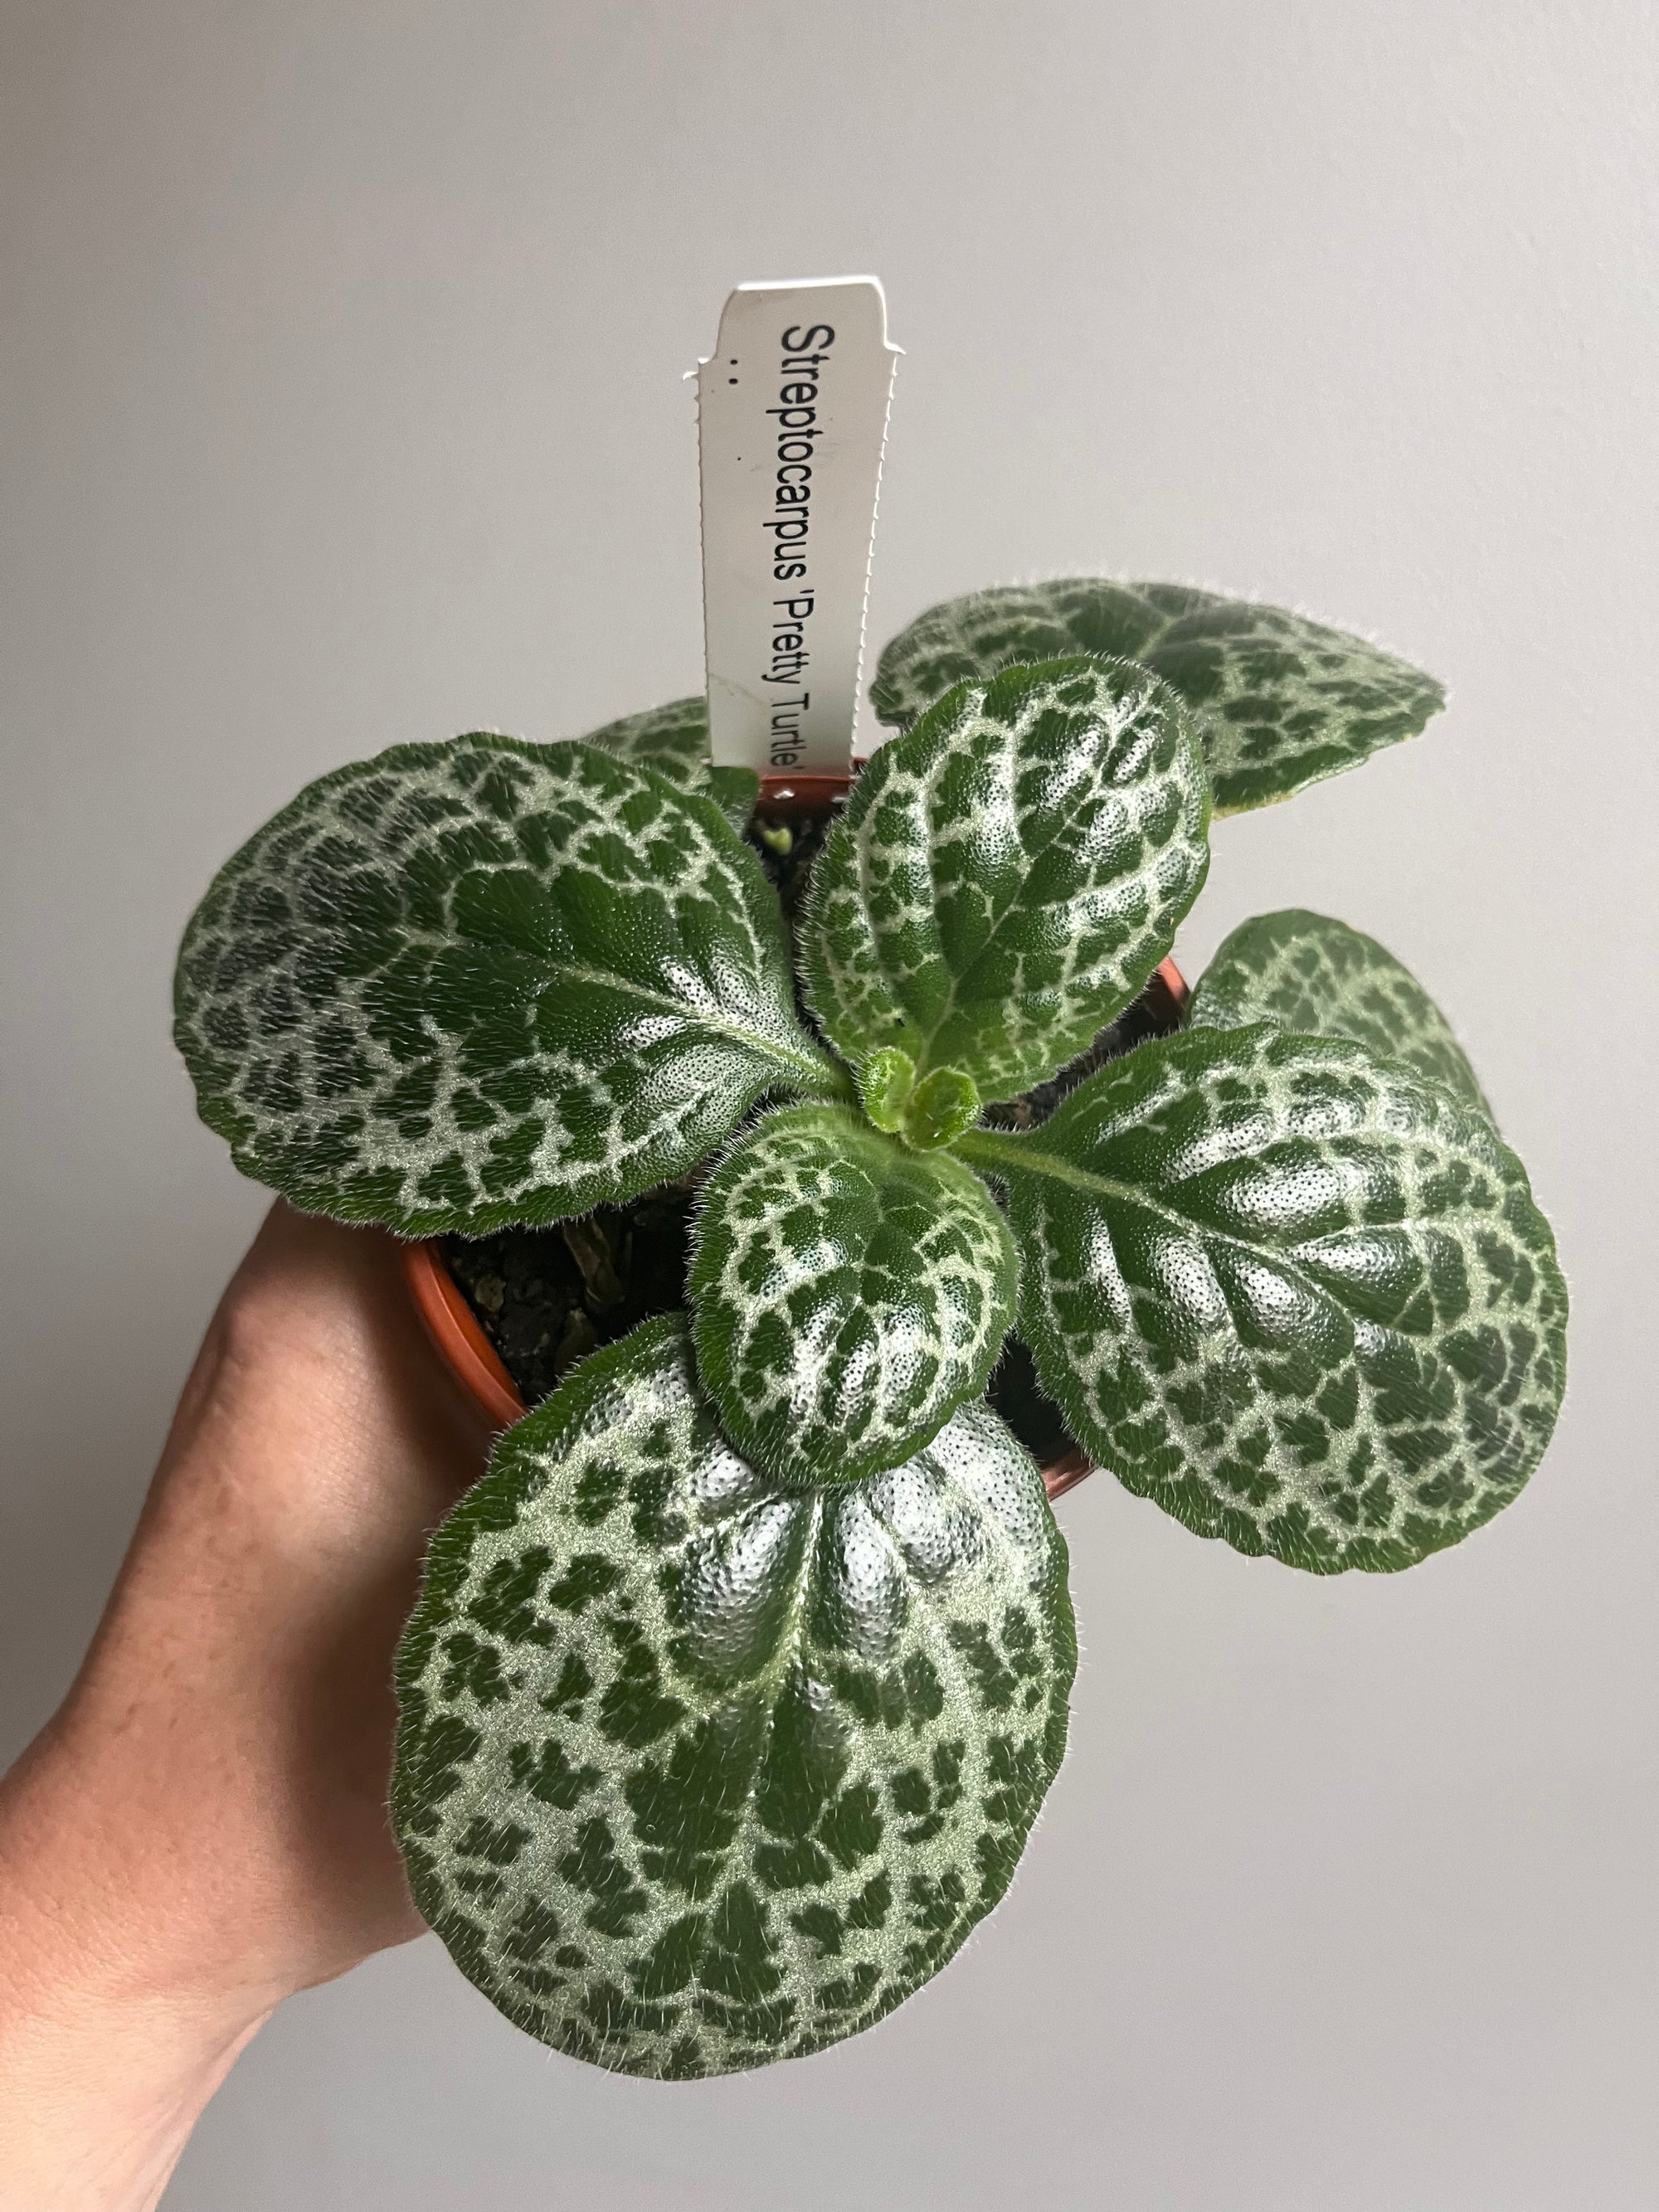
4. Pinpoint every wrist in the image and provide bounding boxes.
[0,1207,489,2205]
[0,1721,274,2212]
